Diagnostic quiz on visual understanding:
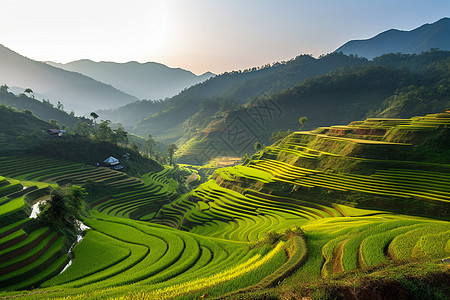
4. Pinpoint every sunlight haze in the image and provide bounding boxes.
[1,0,449,74]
